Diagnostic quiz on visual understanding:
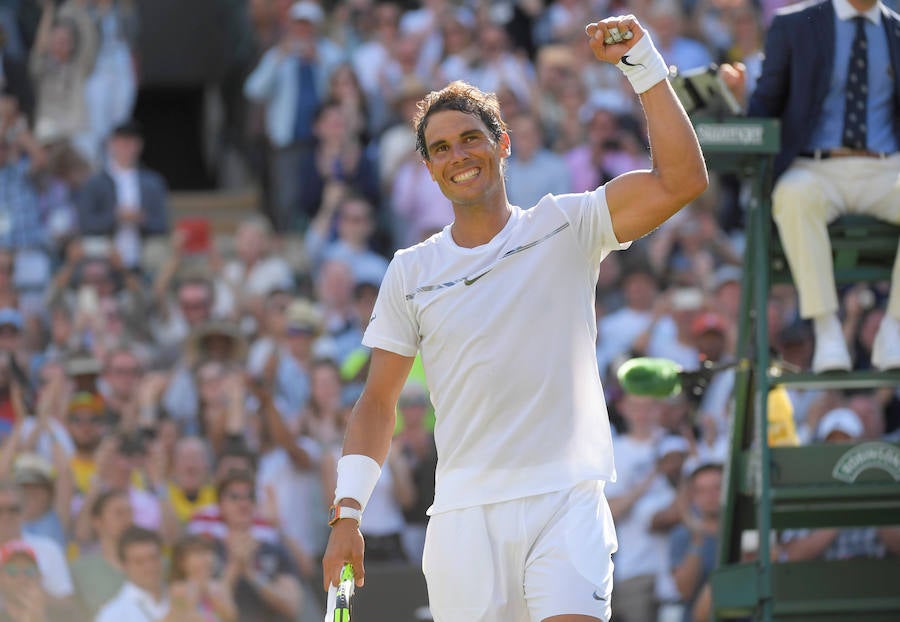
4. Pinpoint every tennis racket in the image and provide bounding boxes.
[324,563,355,622]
